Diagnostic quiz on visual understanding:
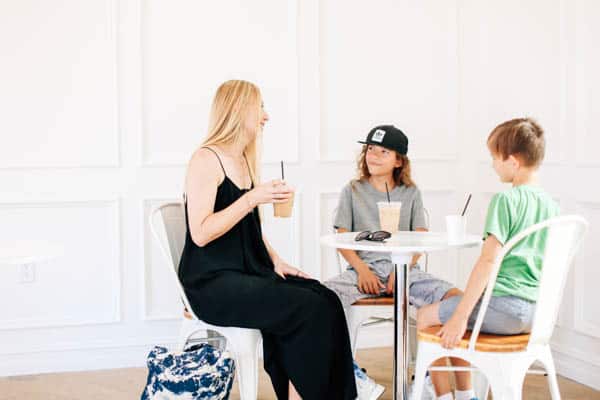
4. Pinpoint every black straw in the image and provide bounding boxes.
[461,194,472,217]
[385,182,391,203]
[280,161,284,180]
